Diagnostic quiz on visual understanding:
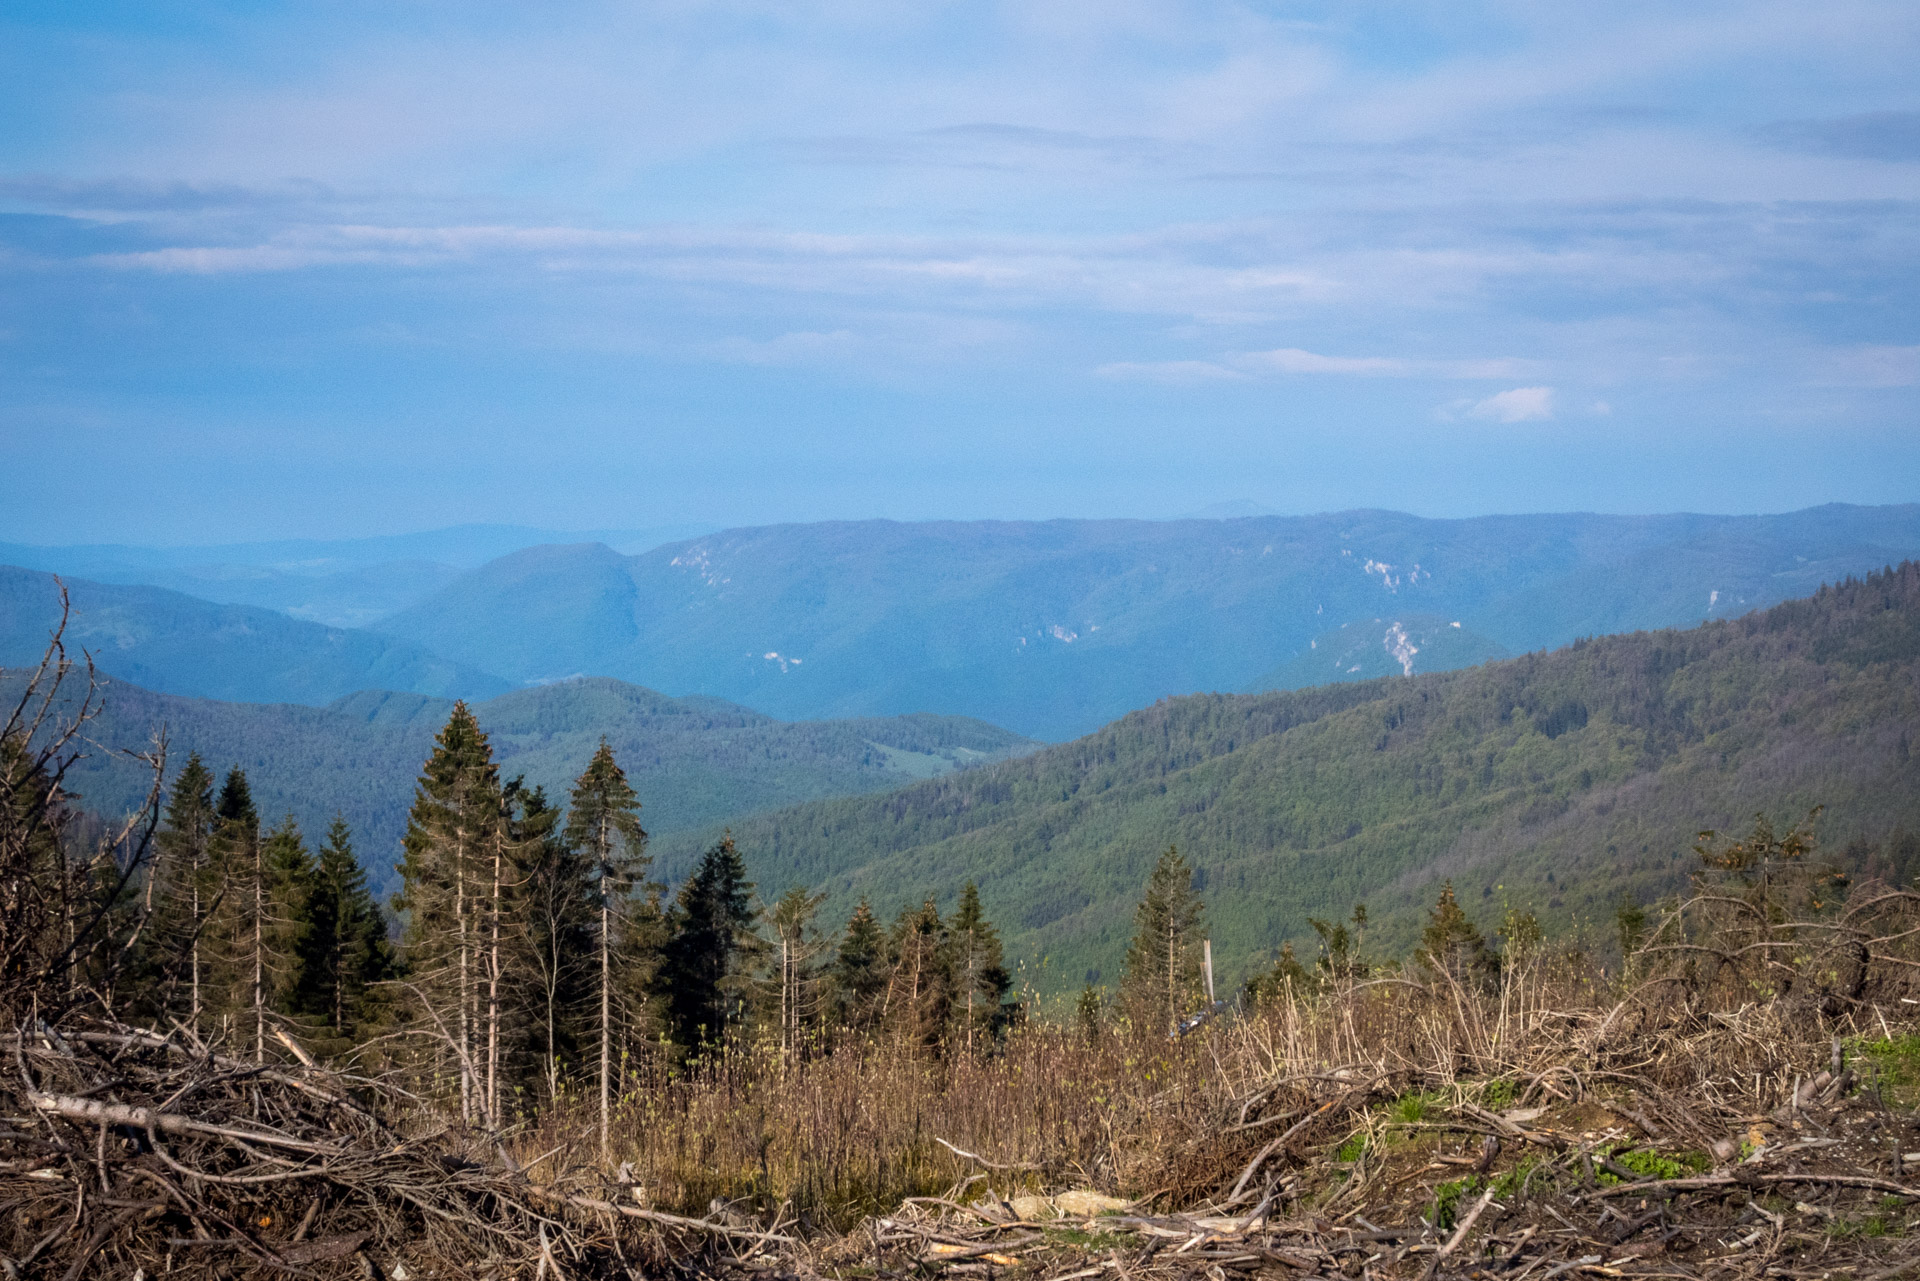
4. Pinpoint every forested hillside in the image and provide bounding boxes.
[659,563,1920,991]
[0,566,509,702]
[375,504,1920,738]
[24,674,1035,894]
[0,521,708,626]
